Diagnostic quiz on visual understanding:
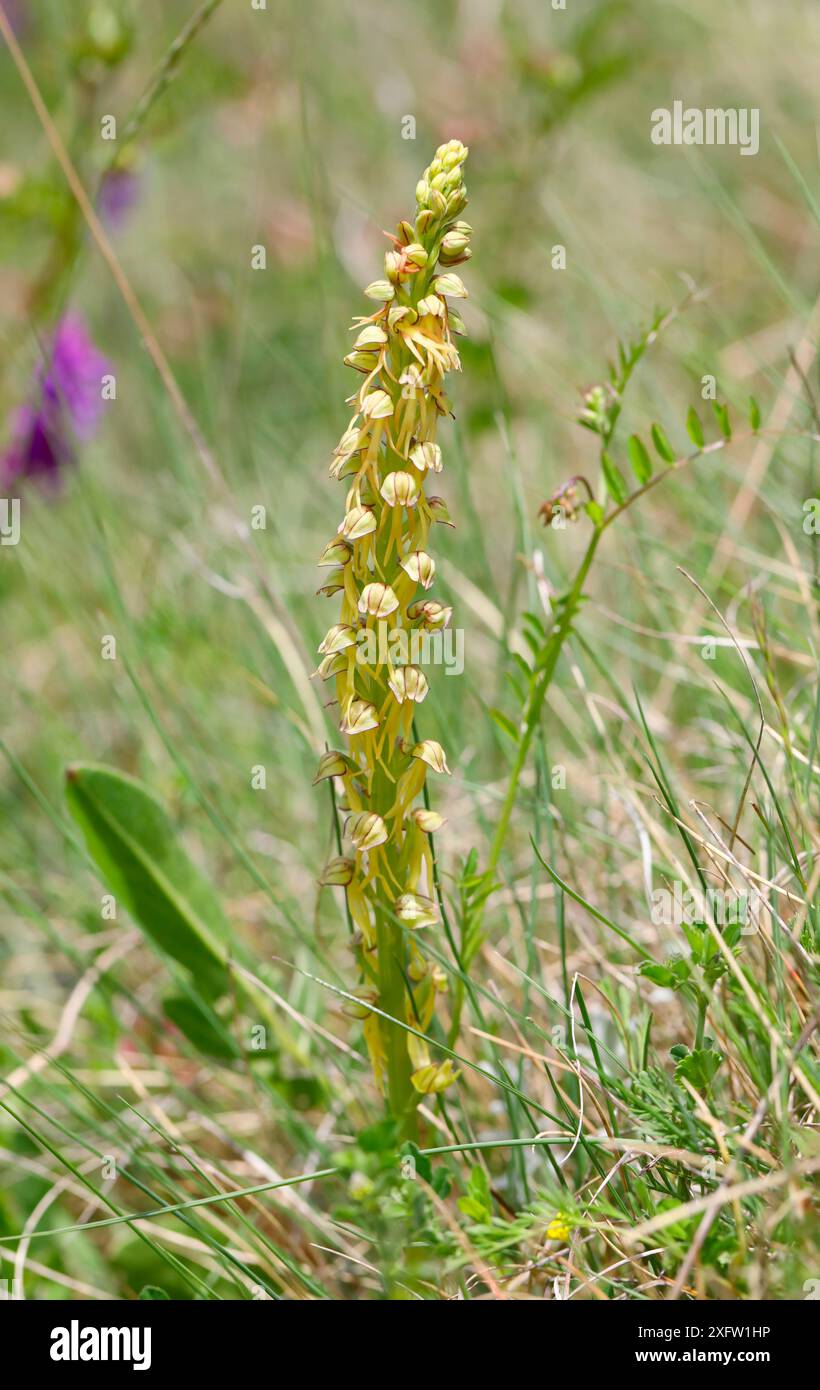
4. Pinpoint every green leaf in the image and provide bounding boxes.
[139,1286,170,1301]
[488,708,520,743]
[458,1164,493,1223]
[601,450,628,504]
[685,406,704,448]
[65,764,230,995]
[712,401,732,440]
[748,395,761,431]
[163,994,240,1060]
[650,423,676,463]
[627,434,653,483]
[638,956,690,990]
[674,1047,723,1090]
